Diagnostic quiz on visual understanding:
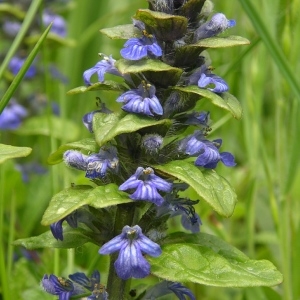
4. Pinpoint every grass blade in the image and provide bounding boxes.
[0,0,42,81]
[0,23,52,114]
[238,0,300,100]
